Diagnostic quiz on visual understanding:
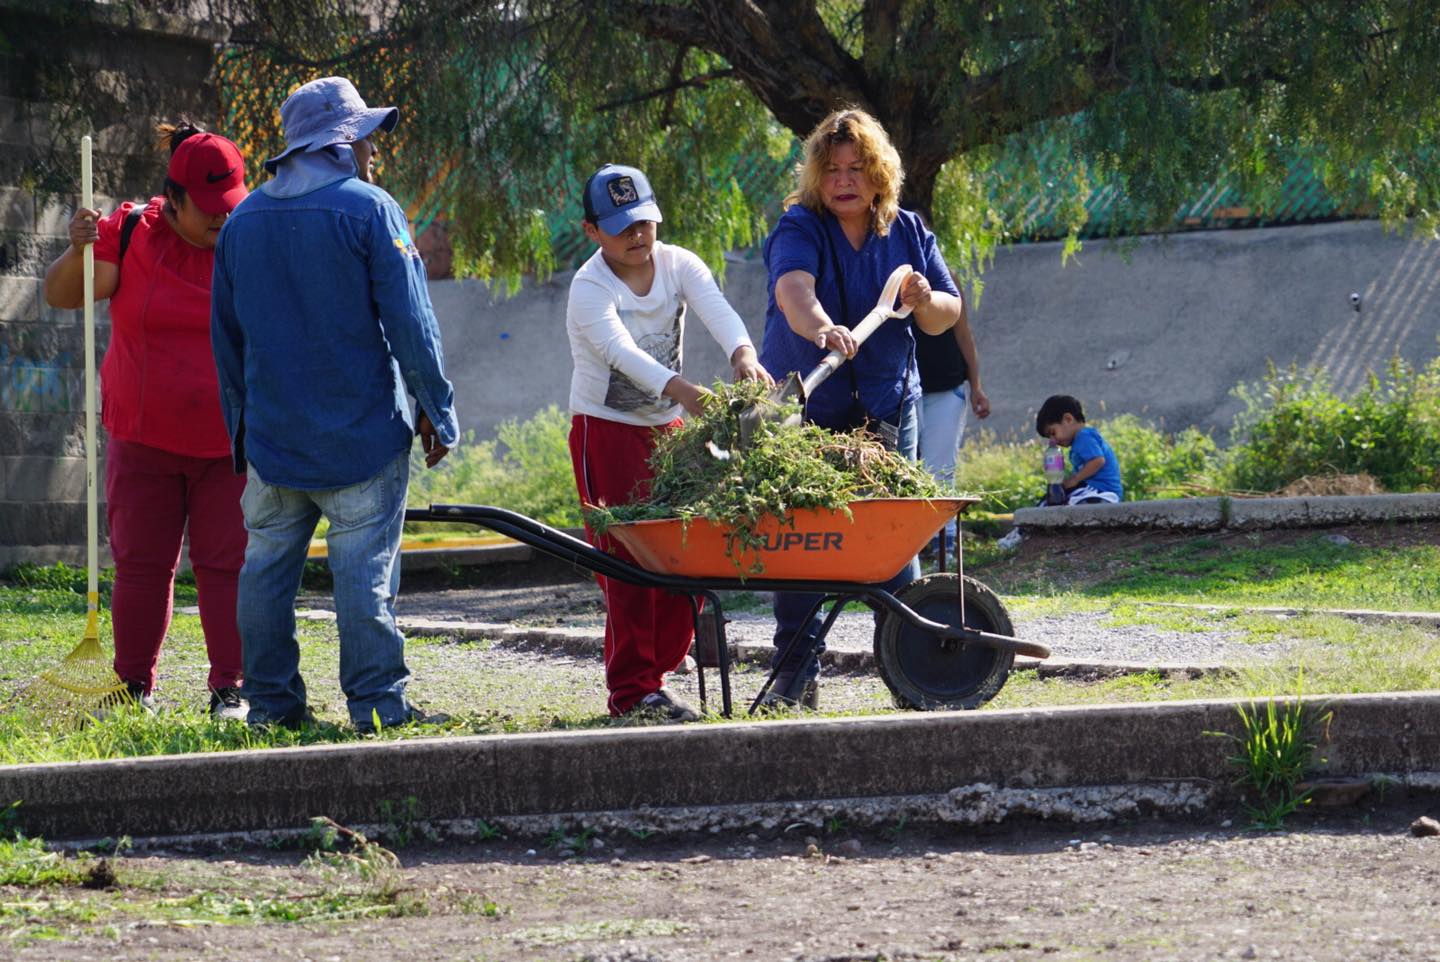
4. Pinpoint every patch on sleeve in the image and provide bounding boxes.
[392,227,422,260]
